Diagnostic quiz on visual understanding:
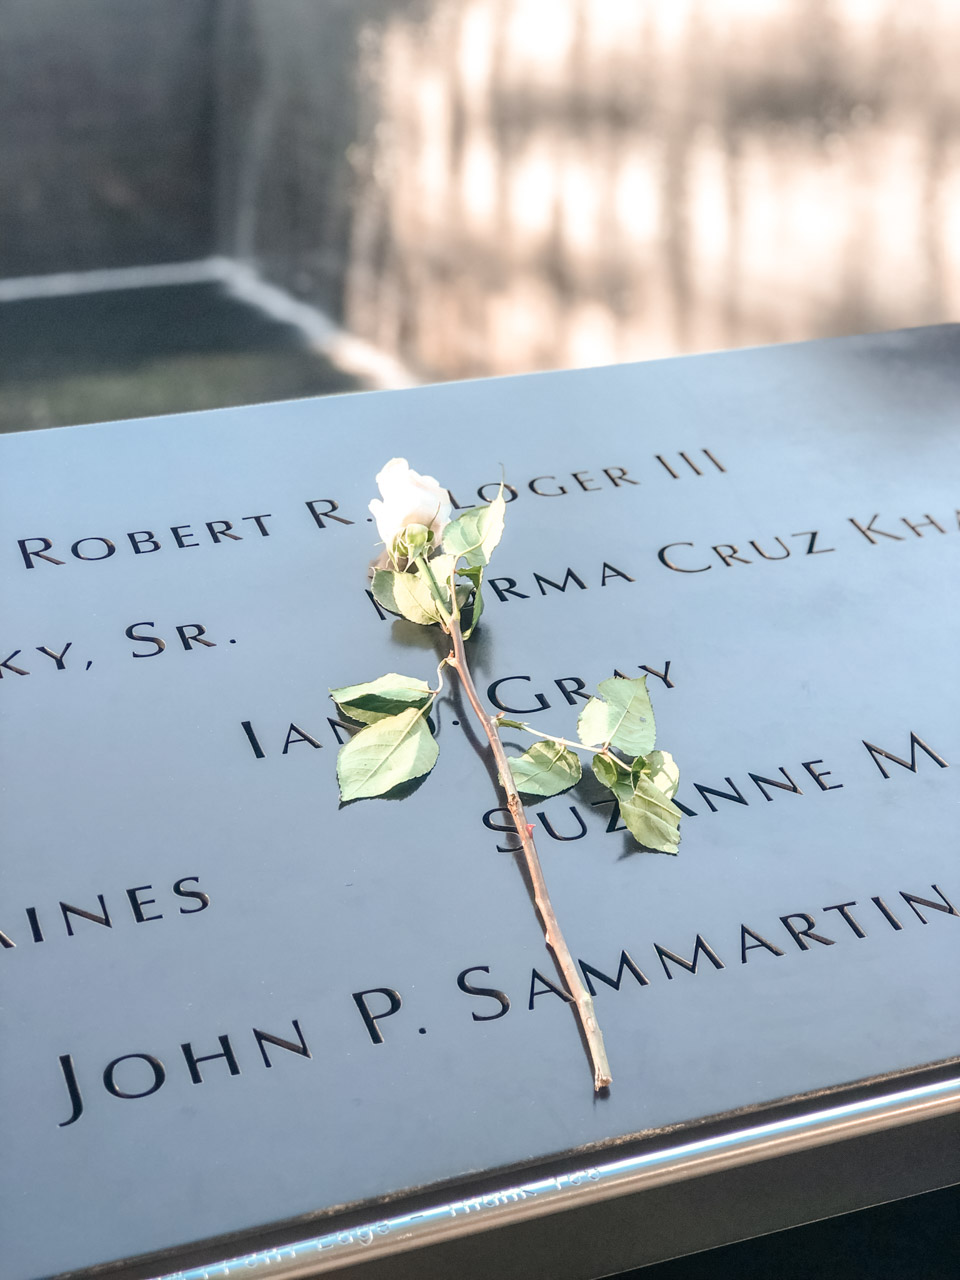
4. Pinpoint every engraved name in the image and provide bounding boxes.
[52,878,957,1128]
